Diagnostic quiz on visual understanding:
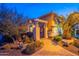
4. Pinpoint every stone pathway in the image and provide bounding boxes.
[32,39,77,56]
